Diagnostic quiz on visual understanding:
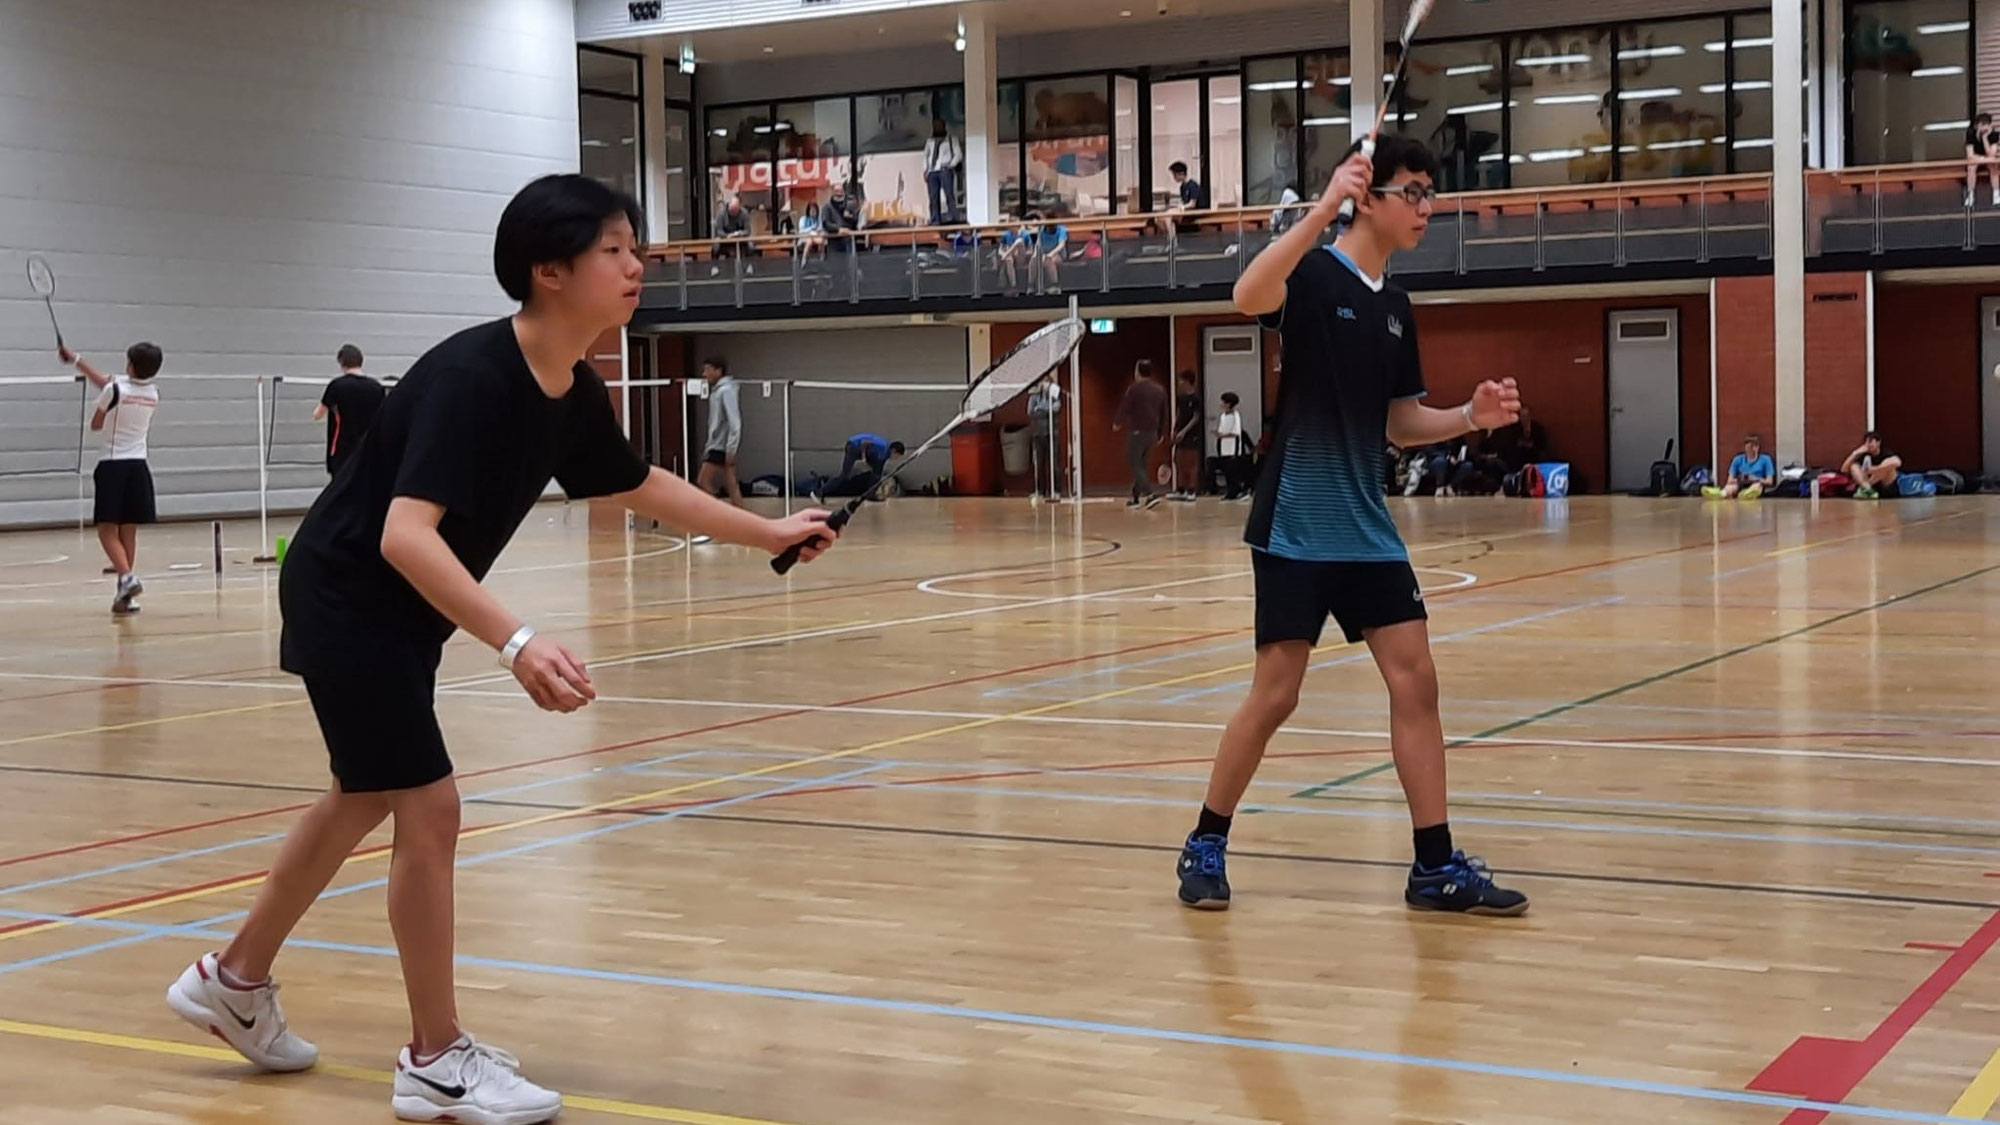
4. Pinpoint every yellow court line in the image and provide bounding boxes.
[1943,1046,2000,1123]
[0,698,308,749]
[0,1018,795,1125]
[1,653,1259,942]
[1764,510,1972,558]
